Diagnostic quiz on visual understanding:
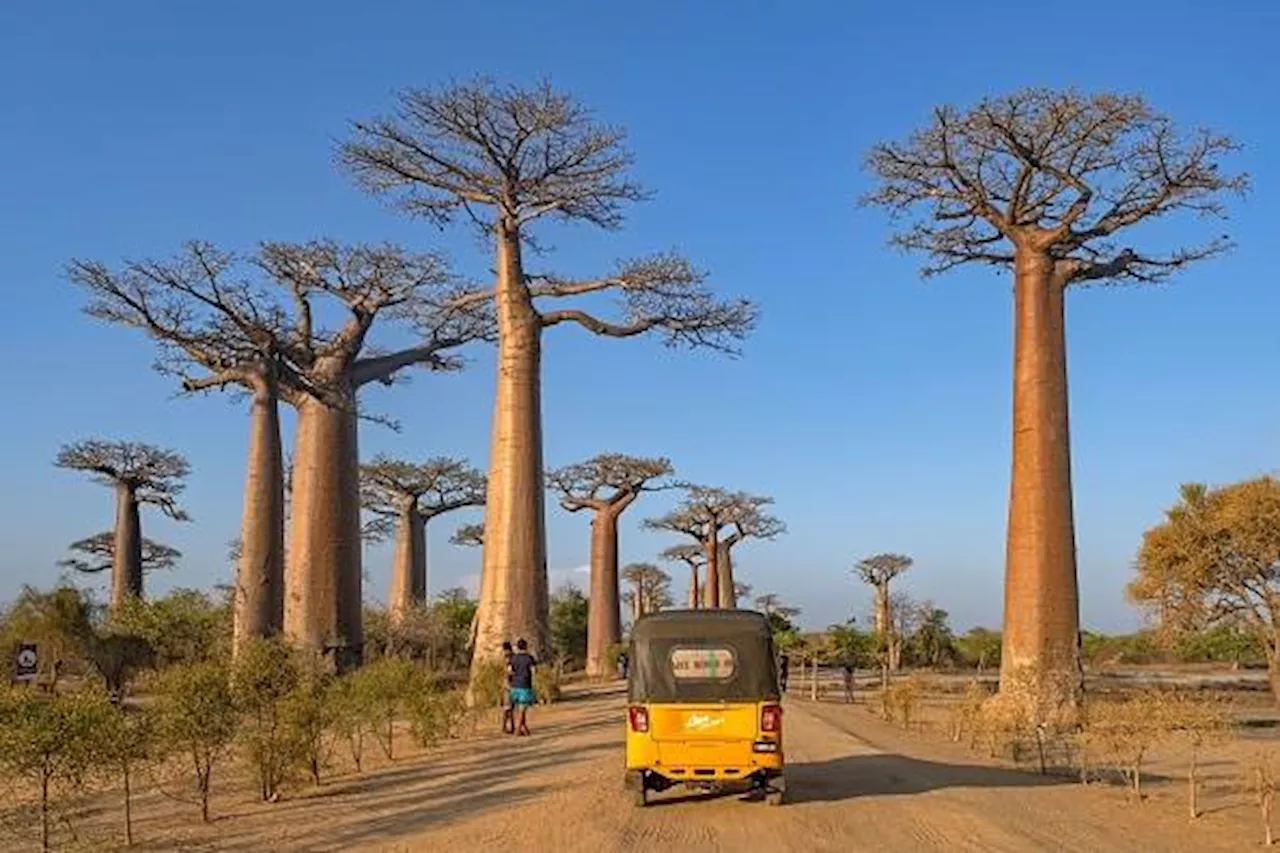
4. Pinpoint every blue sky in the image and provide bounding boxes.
[1,1,1276,633]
